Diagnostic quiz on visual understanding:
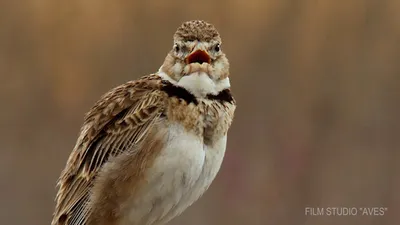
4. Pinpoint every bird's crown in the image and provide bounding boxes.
[174,20,221,42]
